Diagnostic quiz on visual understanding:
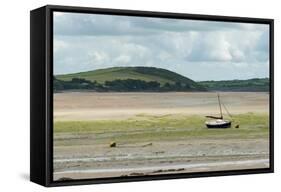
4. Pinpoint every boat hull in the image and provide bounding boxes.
[206,122,231,129]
